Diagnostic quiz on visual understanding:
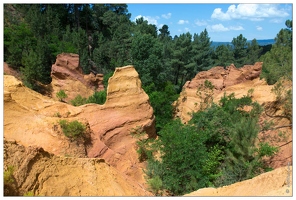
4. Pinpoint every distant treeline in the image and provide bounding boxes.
[3,4,285,91]
[211,39,275,48]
